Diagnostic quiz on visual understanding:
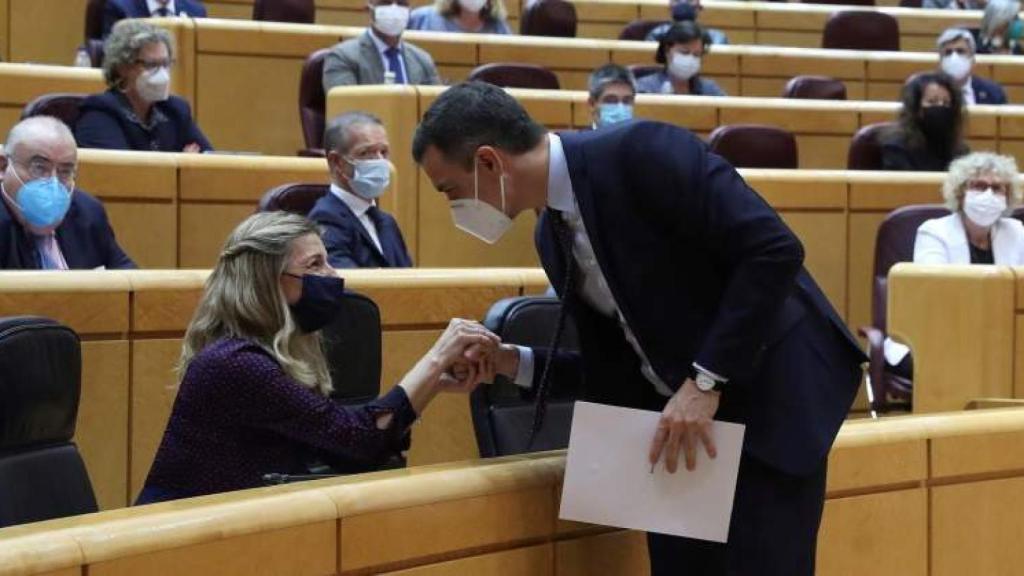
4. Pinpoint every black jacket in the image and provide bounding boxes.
[75,90,212,153]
